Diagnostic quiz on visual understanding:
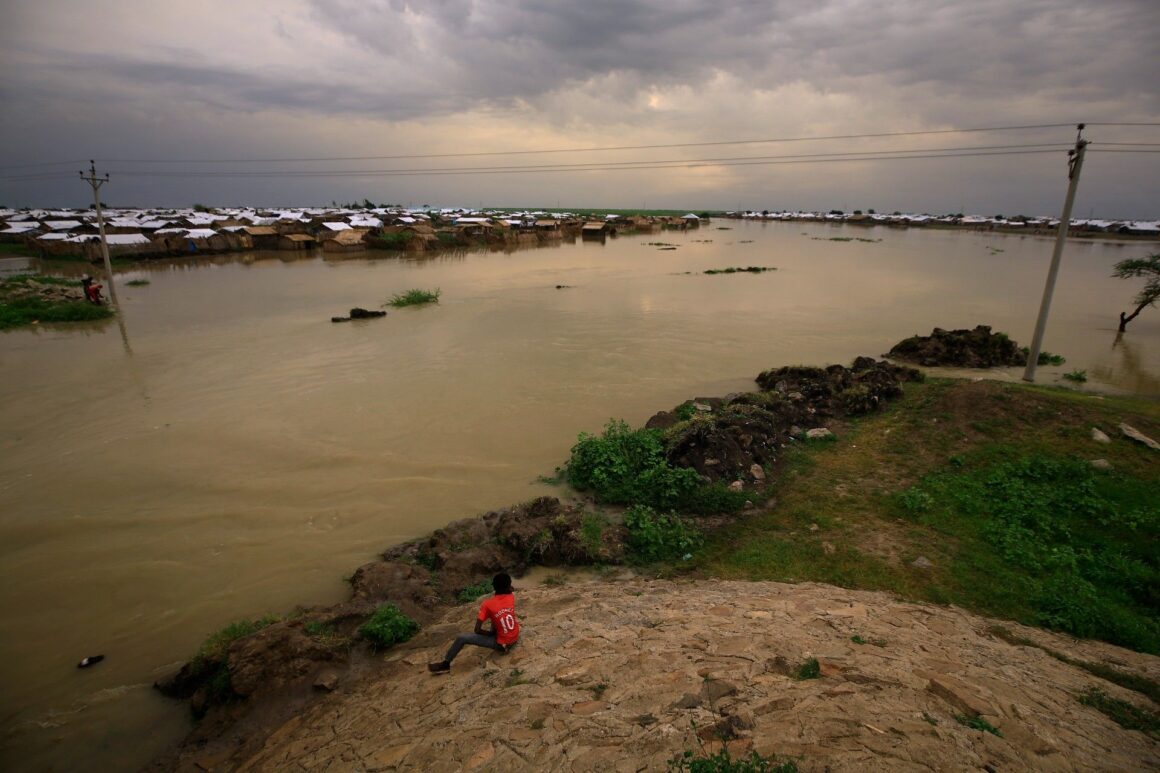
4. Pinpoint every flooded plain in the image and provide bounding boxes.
[1,219,1157,770]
